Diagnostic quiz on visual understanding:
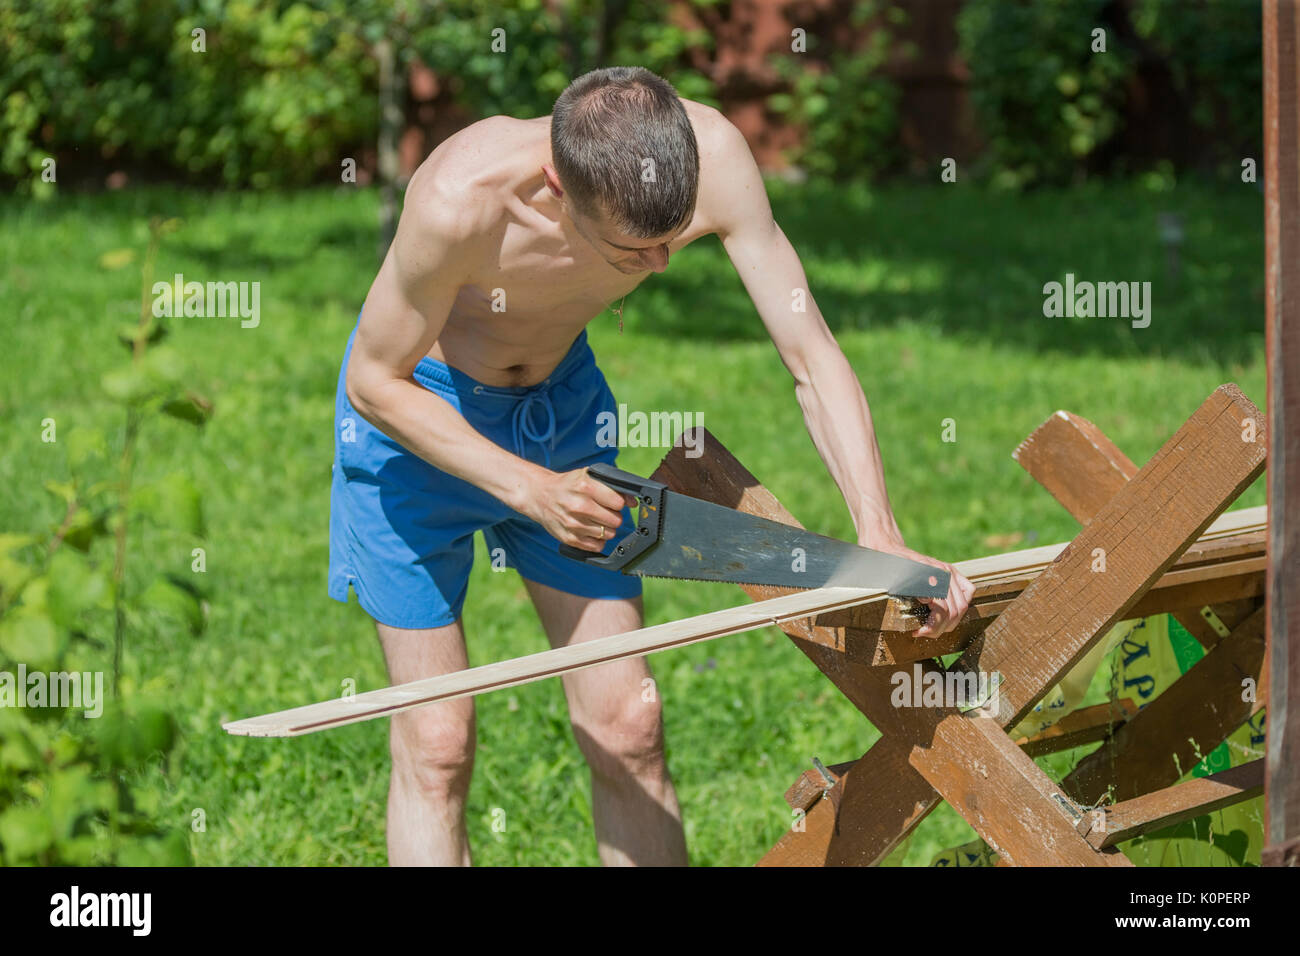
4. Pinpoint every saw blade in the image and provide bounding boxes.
[624,491,948,598]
